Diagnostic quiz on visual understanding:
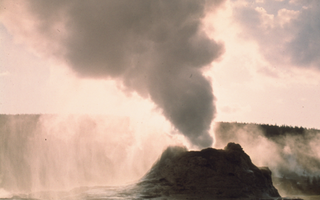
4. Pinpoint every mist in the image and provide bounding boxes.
[0,114,182,194]
[2,116,320,197]
[1,0,225,148]
[2,0,320,199]
[214,122,320,195]
[214,122,320,176]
